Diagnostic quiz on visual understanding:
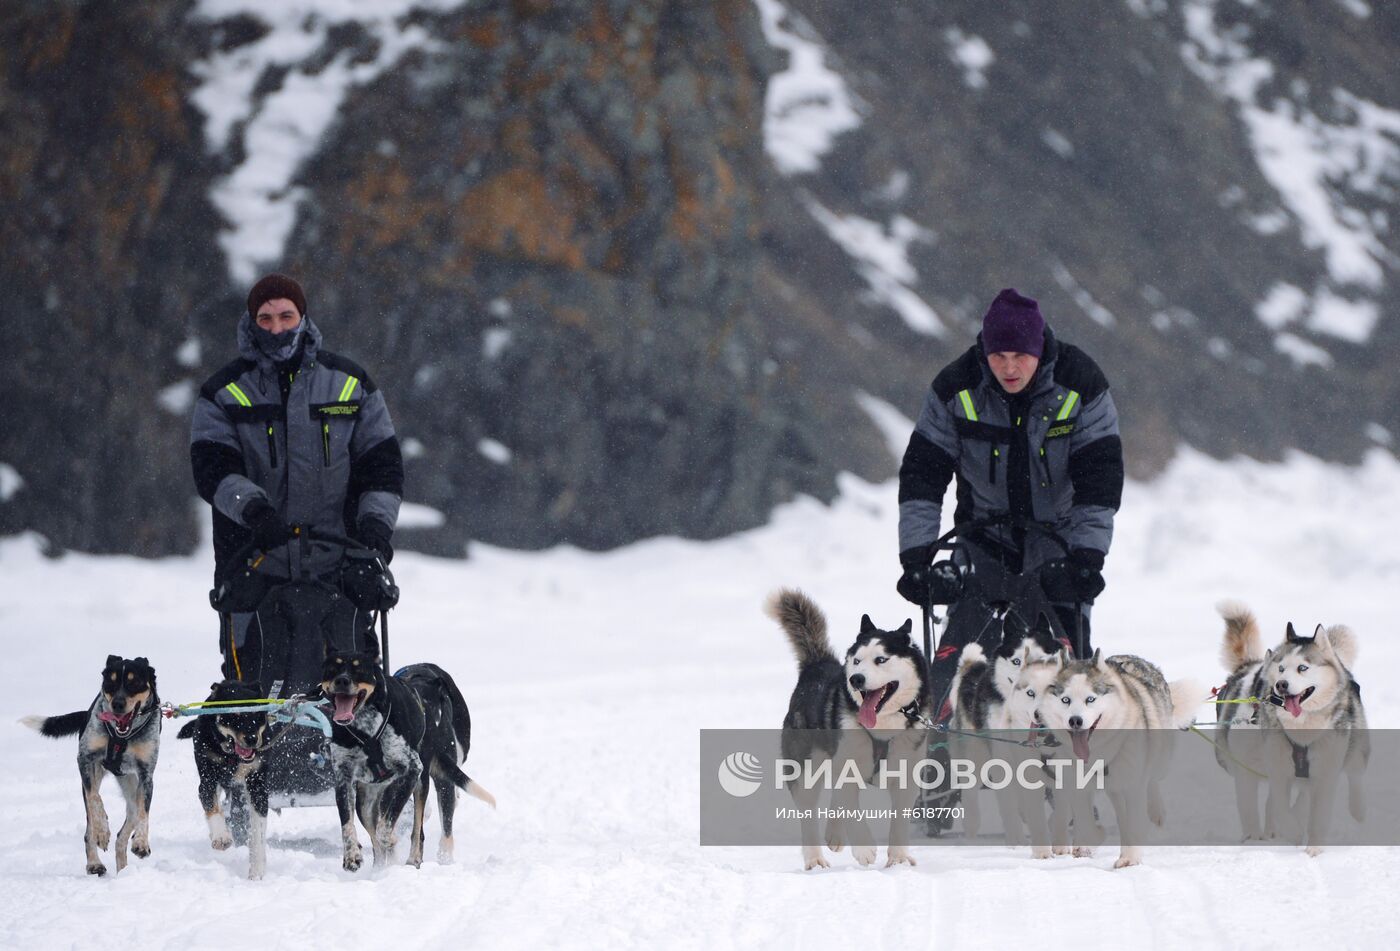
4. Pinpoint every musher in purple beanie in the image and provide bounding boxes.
[894,286,1124,750]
